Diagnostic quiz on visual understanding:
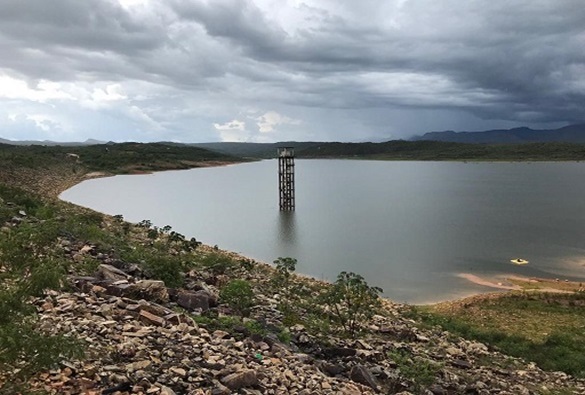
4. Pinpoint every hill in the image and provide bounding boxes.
[0,142,243,198]
[193,139,585,161]
[412,124,585,144]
